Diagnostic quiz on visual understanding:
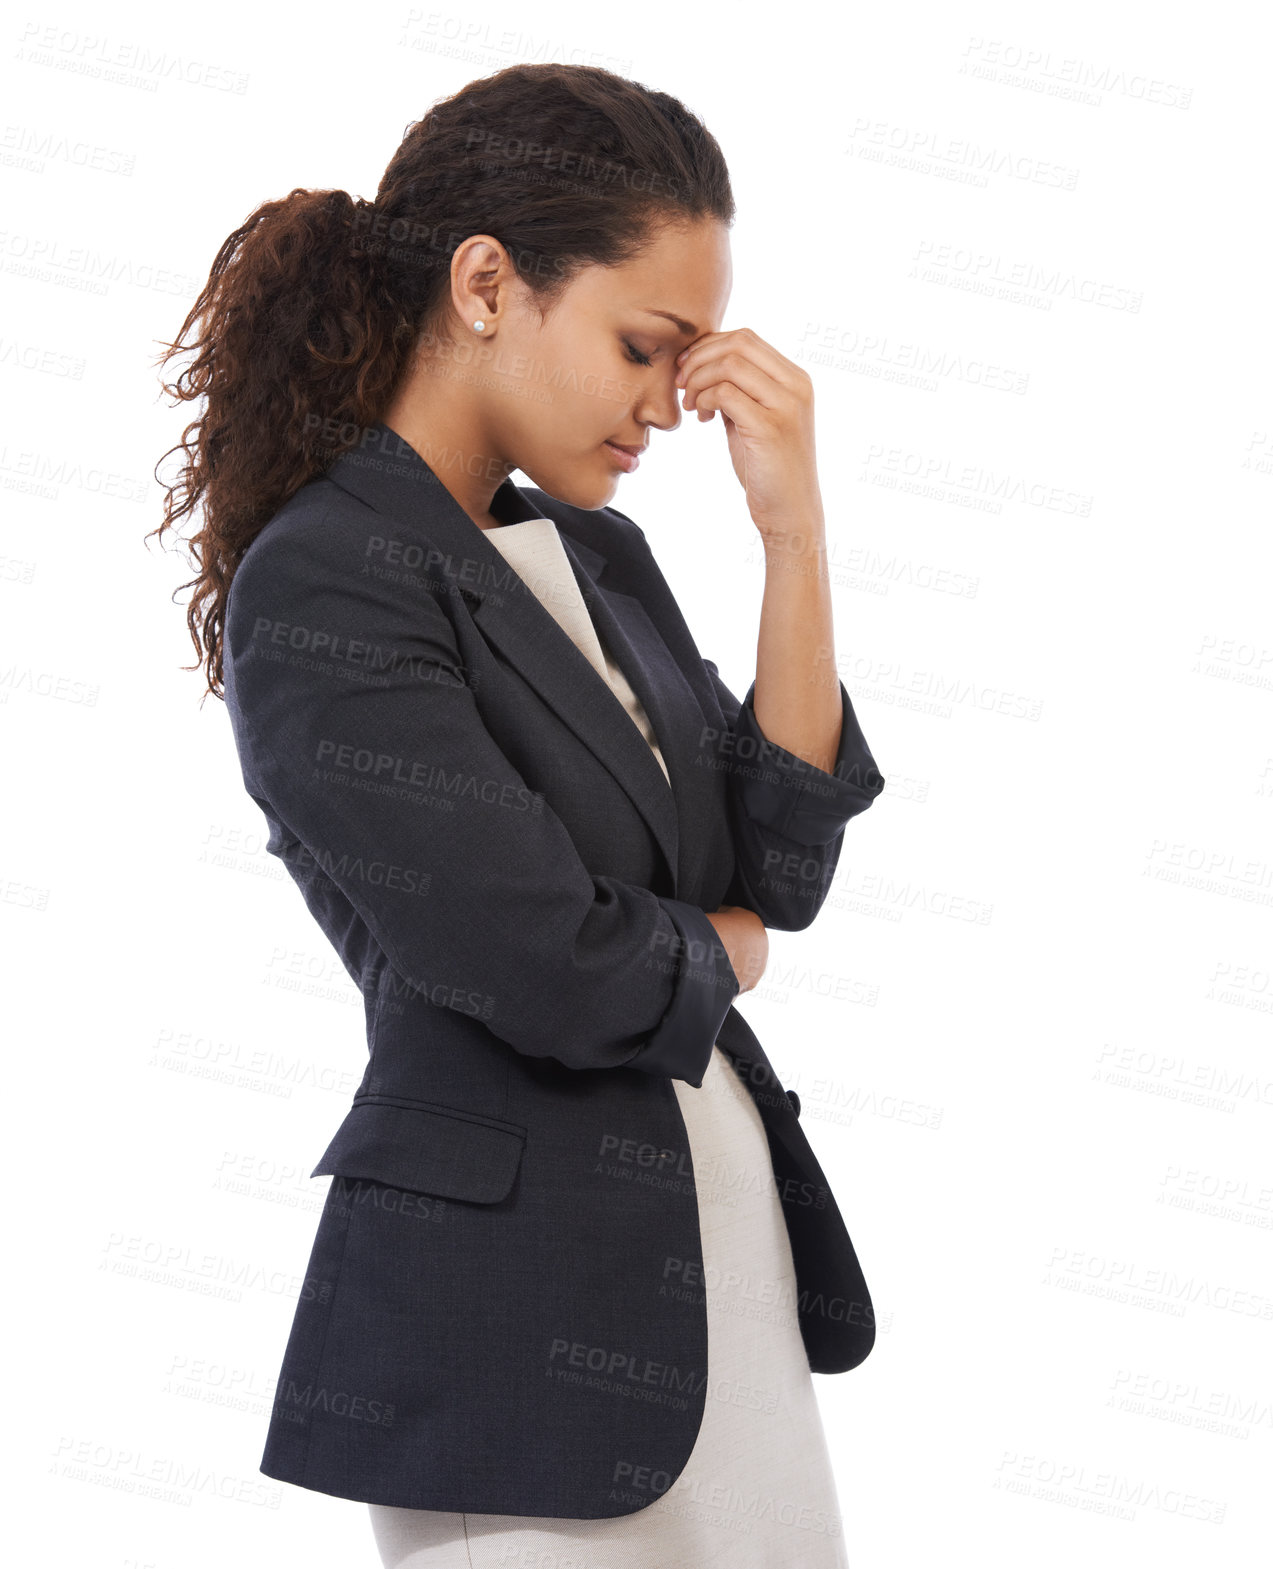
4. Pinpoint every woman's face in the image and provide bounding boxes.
[455,216,733,511]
